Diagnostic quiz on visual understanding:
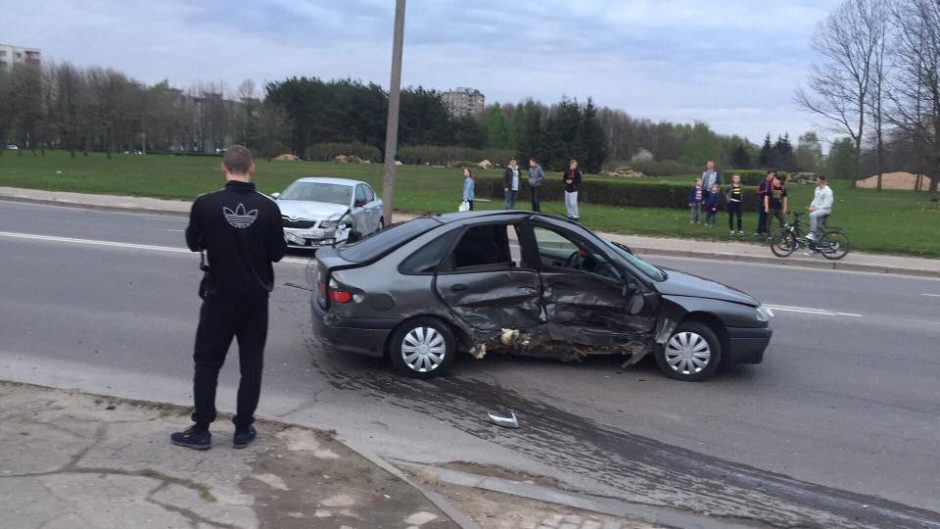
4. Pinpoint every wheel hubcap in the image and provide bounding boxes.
[401,327,446,373]
[664,332,711,375]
